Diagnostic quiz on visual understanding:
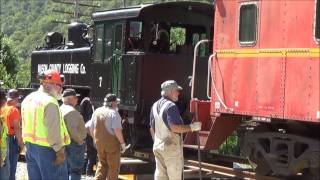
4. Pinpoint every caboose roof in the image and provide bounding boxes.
[92,1,213,22]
